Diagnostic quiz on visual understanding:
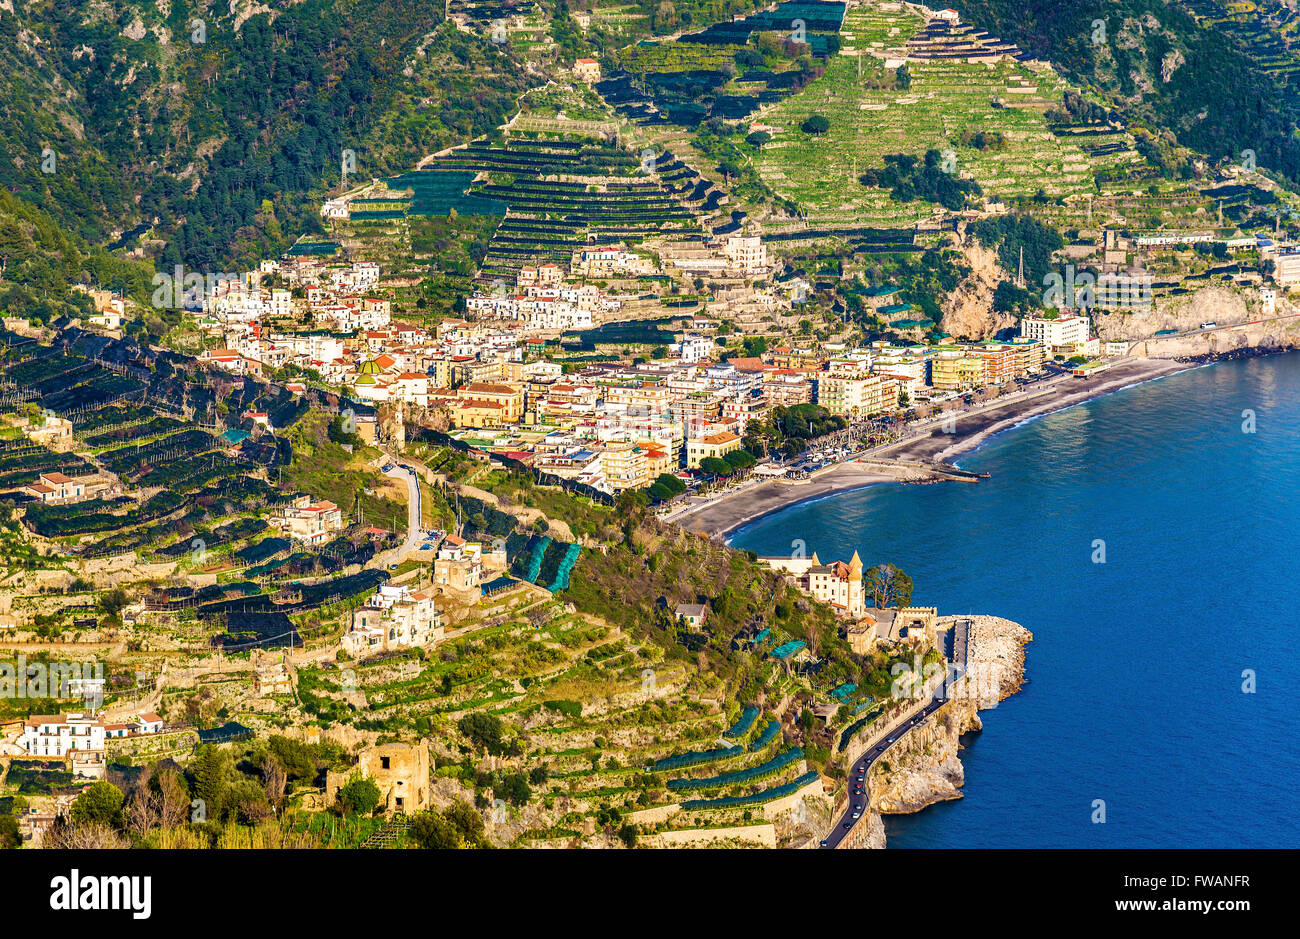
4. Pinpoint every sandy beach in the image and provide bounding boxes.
[666,460,931,539]
[667,357,1194,539]
[880,357,1193,464]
